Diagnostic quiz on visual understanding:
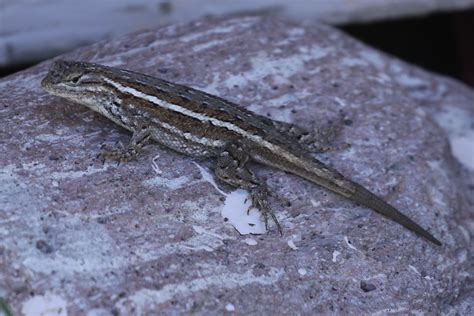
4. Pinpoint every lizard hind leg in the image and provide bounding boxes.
[215,142,282,234]
[271,118,351,153]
